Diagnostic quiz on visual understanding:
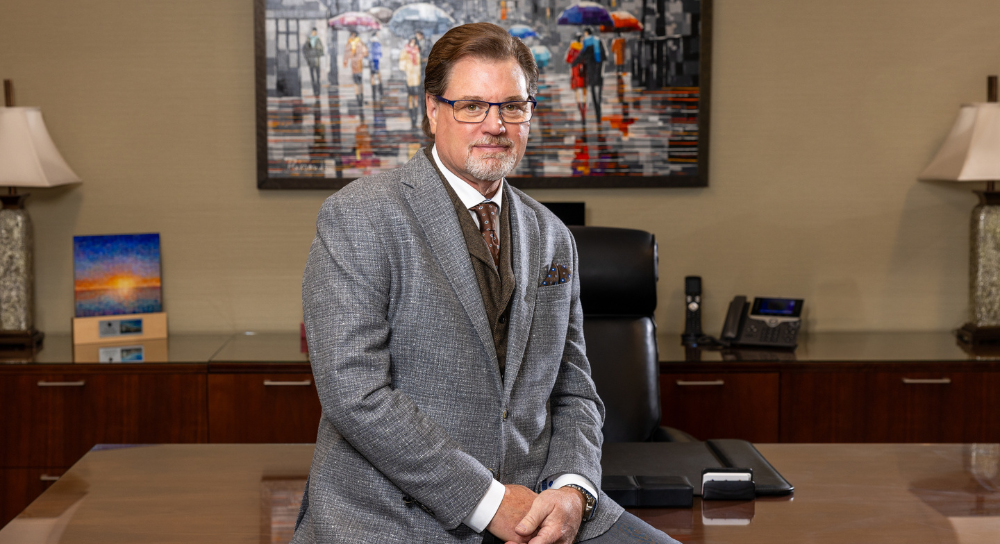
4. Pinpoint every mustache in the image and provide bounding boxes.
[469,137,513,149]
